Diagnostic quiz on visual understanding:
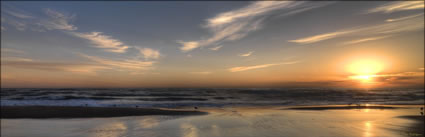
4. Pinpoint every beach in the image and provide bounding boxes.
[1,105,423,137]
